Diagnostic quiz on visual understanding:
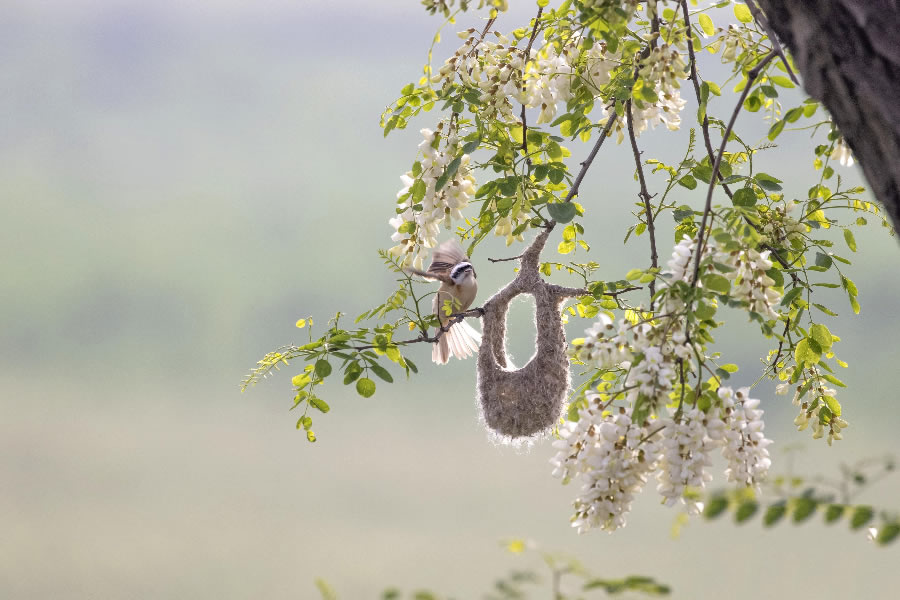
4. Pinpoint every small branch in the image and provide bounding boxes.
[561,112,618,205]
[348,308,485,350]
[625,100,658,305]
[770,317,791,368]
[487,253,523,263]
[519,6,544,168]
[690,50,778,287]
[746,0,800,85]
[680,0,737,203]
